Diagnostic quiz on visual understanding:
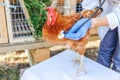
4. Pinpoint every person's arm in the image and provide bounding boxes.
[91,17,109,28]
[91,5,120,29]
